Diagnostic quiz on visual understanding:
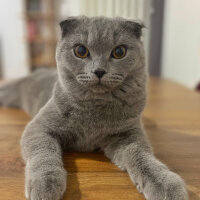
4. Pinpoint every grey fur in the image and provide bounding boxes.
[0,16,188,200]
